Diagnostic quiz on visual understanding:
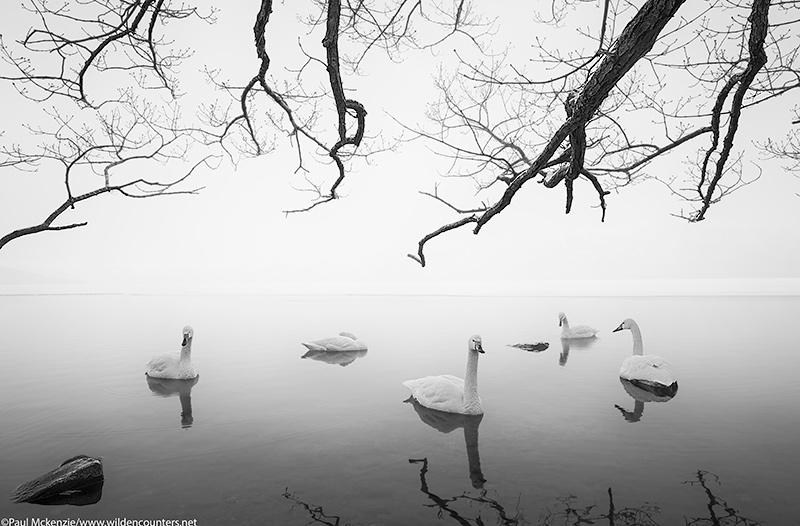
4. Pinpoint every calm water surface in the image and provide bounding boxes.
[0,292,798,524]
